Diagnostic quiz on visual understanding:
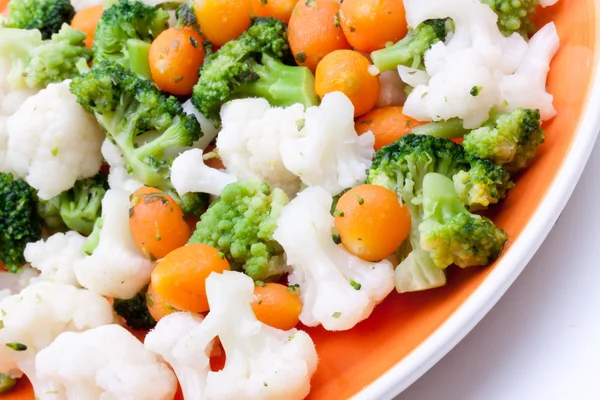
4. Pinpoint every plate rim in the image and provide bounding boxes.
[352,14,600,400]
